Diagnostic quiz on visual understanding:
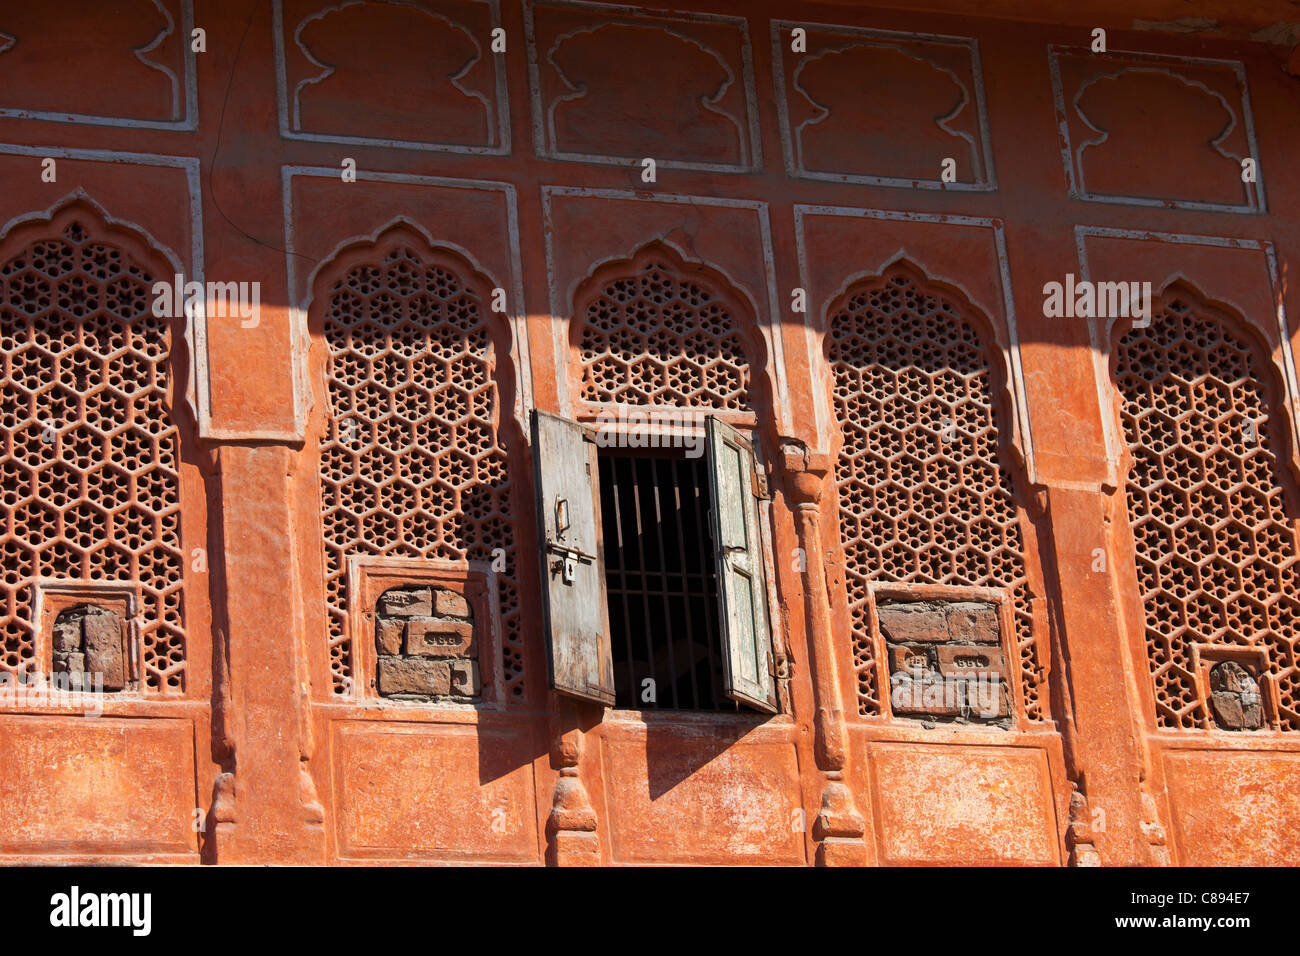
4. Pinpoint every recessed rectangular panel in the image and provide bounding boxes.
[0,716,197,856]
[601,729,804,864]
[869,742,1059,865]
[1164,750,1300,865]
[525,0,759,171]
[333,721,540,863]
